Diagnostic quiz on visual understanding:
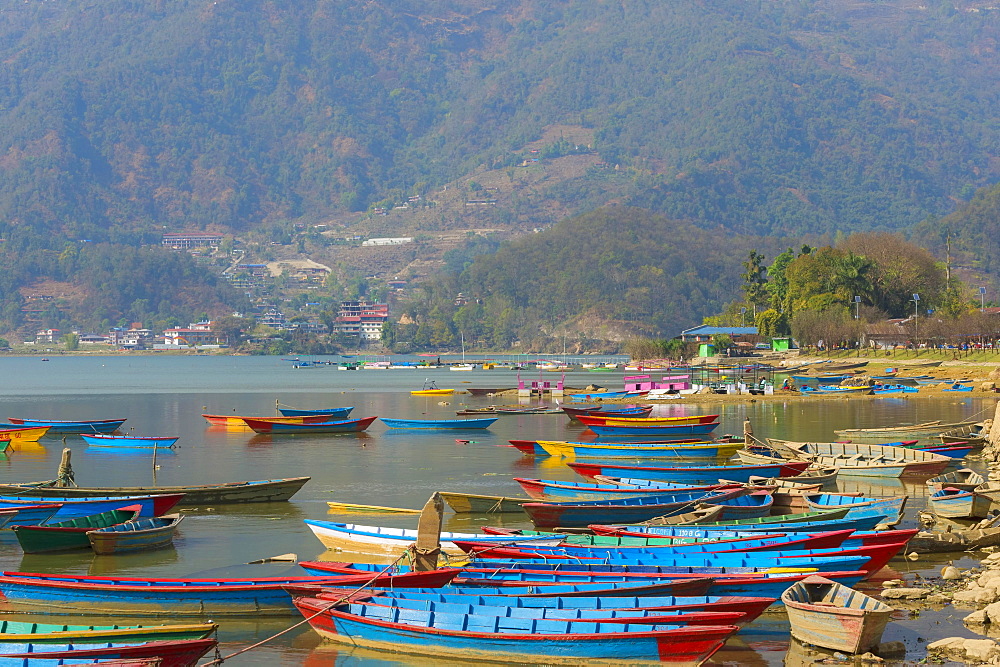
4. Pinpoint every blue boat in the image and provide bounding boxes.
[7,418,126,434]
[804,494,905,525]
[567,391,633,402]
[568,460,812,485]
[586,422,719,436]
[0,503,64,529]
[277,407,354,418]
[522,489,746,528]
[872,384,919,394]
[610,514,886,536]
[291,595,739,665]
[337,590,776,620]
[928,487,993,519]
[0,493,183,523]
[707,492,774,521]
[379,417,498,430]
[80,434,179,449]
[514,477,732,502]
[943,384,973,392]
